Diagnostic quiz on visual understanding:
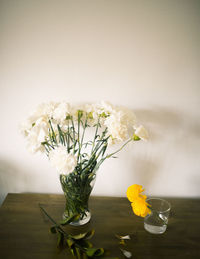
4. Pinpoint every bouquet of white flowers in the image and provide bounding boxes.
[21,101,148,225]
